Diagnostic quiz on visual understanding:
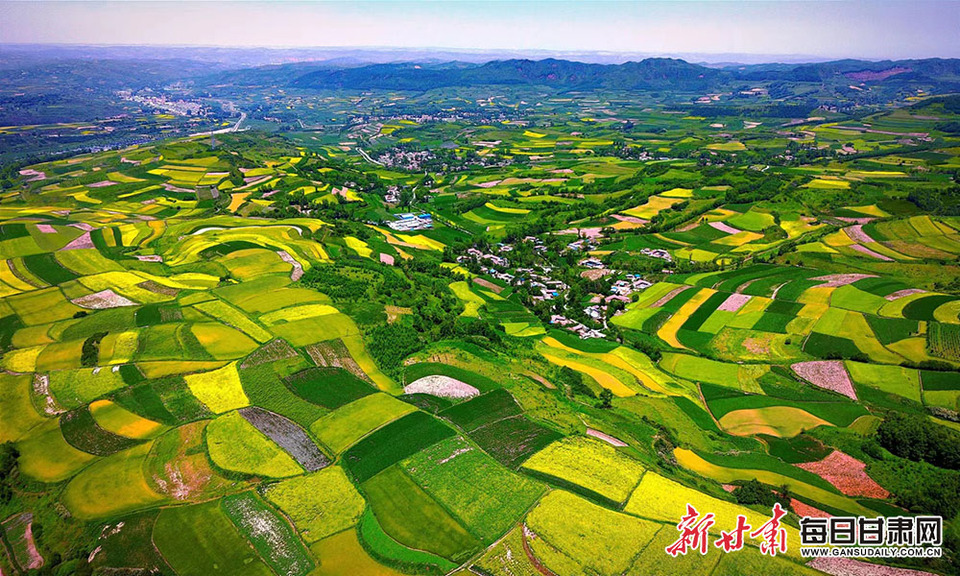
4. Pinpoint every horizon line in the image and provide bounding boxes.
[4,42,955,65]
